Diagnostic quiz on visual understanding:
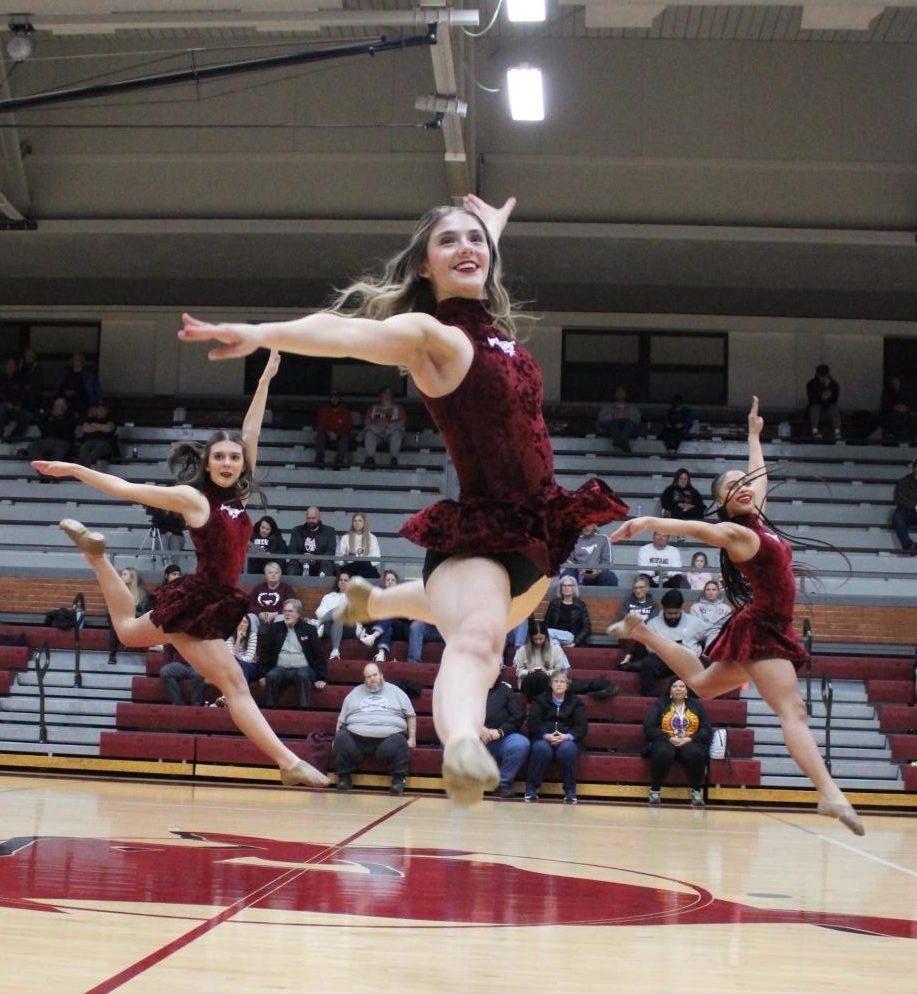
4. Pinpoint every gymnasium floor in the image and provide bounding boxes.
[0,774,913,994]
